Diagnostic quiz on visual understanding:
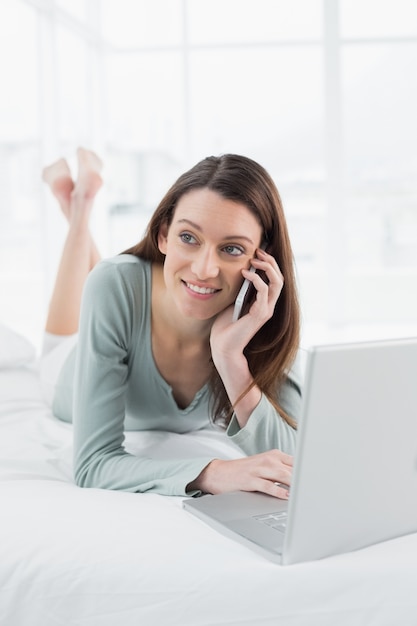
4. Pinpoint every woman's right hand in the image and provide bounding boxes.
[188,449,293,500]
